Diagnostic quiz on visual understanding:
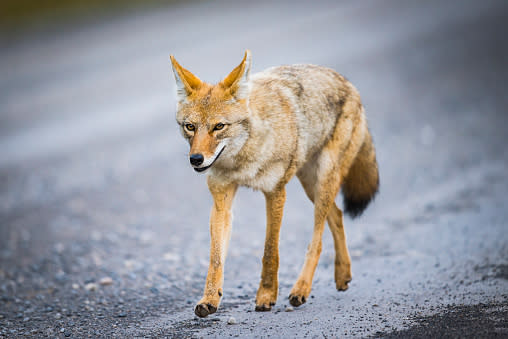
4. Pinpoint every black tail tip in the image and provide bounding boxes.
[344,198,370,218]
[343,190,378,219]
